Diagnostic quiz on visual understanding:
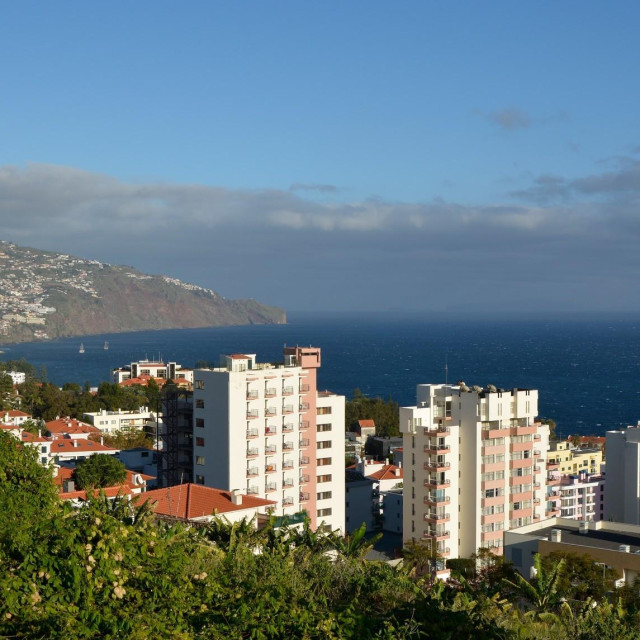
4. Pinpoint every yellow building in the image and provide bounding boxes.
[547,440,603,475]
